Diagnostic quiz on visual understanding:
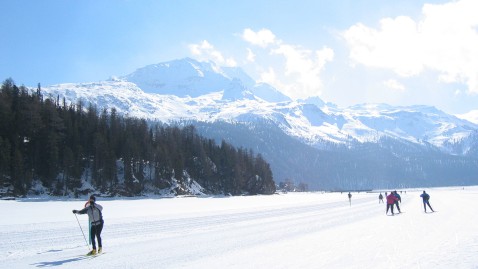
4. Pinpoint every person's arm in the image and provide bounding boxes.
[73,207,89,214]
